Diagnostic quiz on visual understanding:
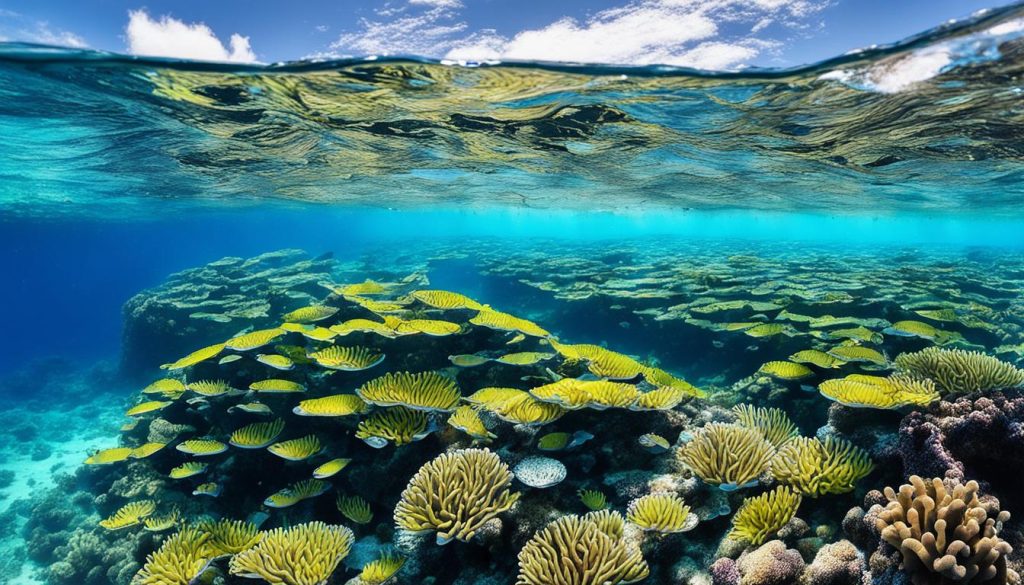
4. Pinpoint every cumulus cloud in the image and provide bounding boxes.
[125,9,257,63]
[330,0,825,69]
